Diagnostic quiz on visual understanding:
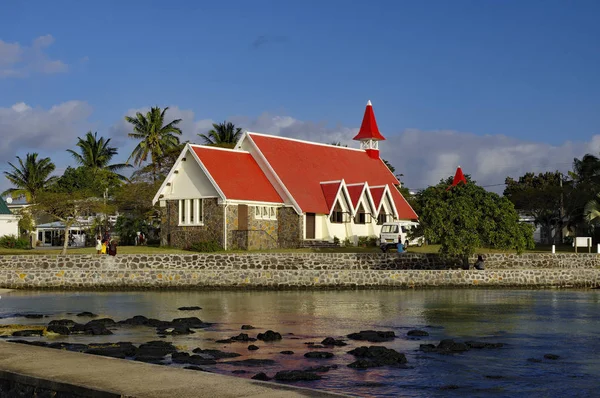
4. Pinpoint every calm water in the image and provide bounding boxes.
[1,289,599,397]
